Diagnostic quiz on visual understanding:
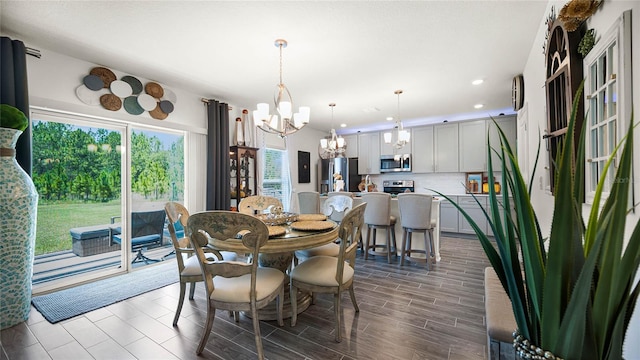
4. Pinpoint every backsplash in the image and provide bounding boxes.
[368,172,471,195]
